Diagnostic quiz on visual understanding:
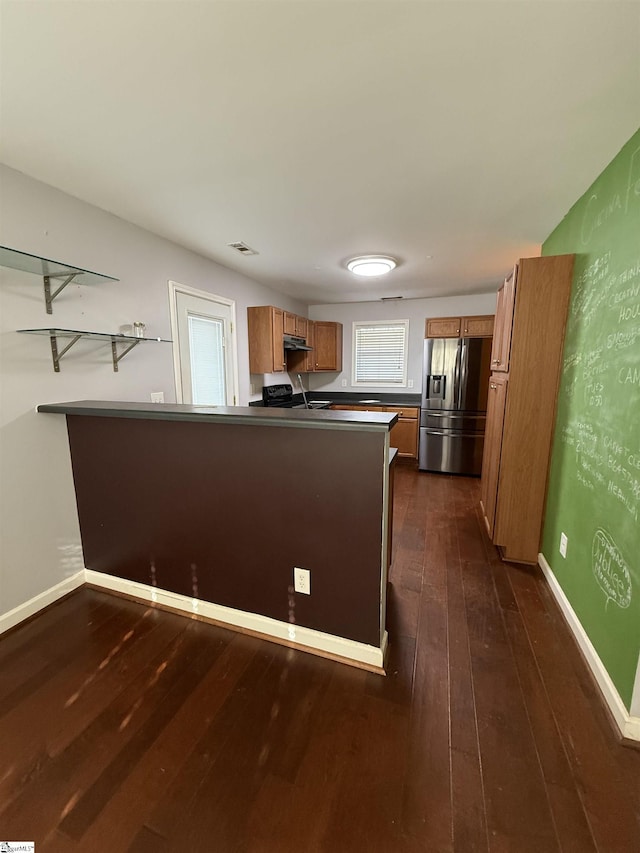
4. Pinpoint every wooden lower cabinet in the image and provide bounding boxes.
[480,375,508,536]
[385,406,419,458]
[330,404,419,459]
